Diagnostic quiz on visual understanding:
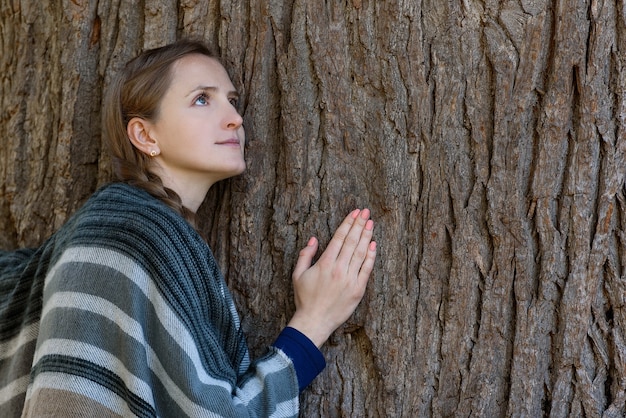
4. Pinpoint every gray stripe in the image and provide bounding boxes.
[44,247,234,390]
[35,296,232,416]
